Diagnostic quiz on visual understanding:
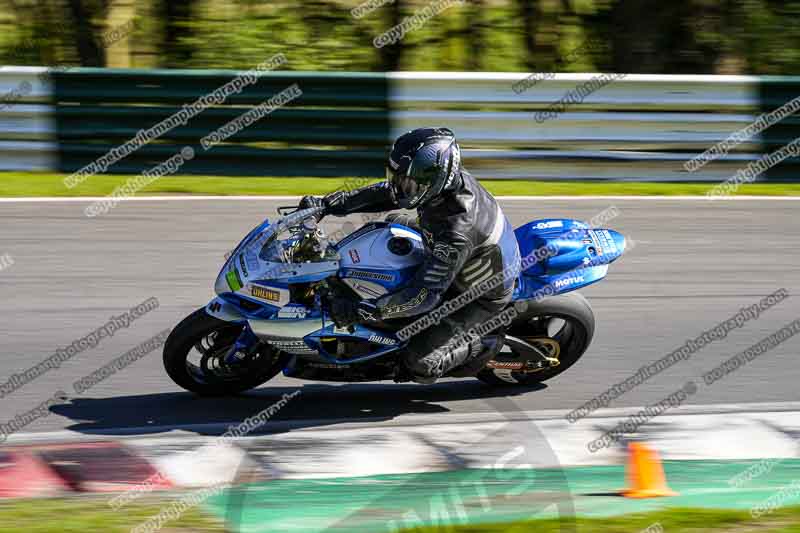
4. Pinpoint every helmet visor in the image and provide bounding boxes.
[387,166,430,208]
